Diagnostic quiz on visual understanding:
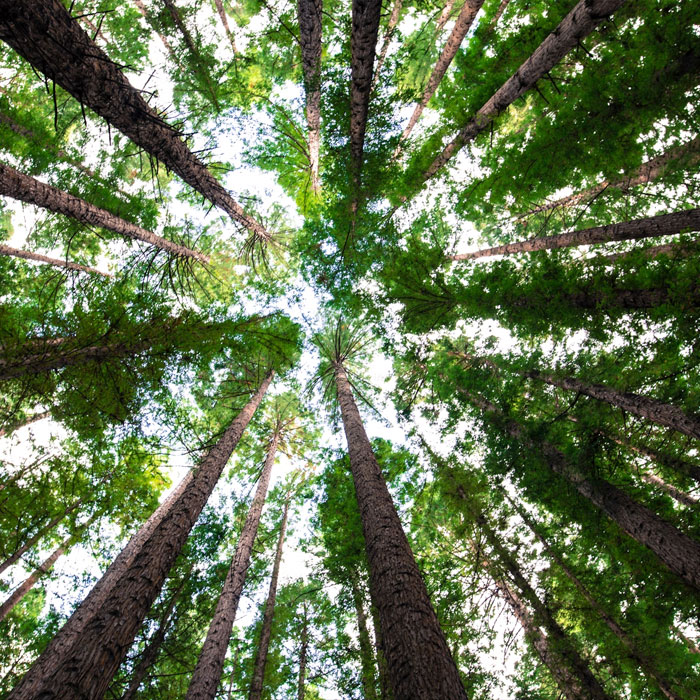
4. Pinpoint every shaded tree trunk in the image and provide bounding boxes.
[7,373,272,700]
[422,0,628,182]
[641,472,698,509]
[598,241,700,264]
[0,0,268,237]
[449,208,700,261]
[371,604,392,700]
[371,0,403,92]
[434,0,457,34]
[334,363,467,699]
[0,162,208,263]
[248,499,290,700]
[352,576,379,700]
[212,0,237,53]
[486,0,511,32]
[0,410,51,438]
[186,430,281,700]
[297,602,308,700]
[0,243,111,277]
[133,0,180,60]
